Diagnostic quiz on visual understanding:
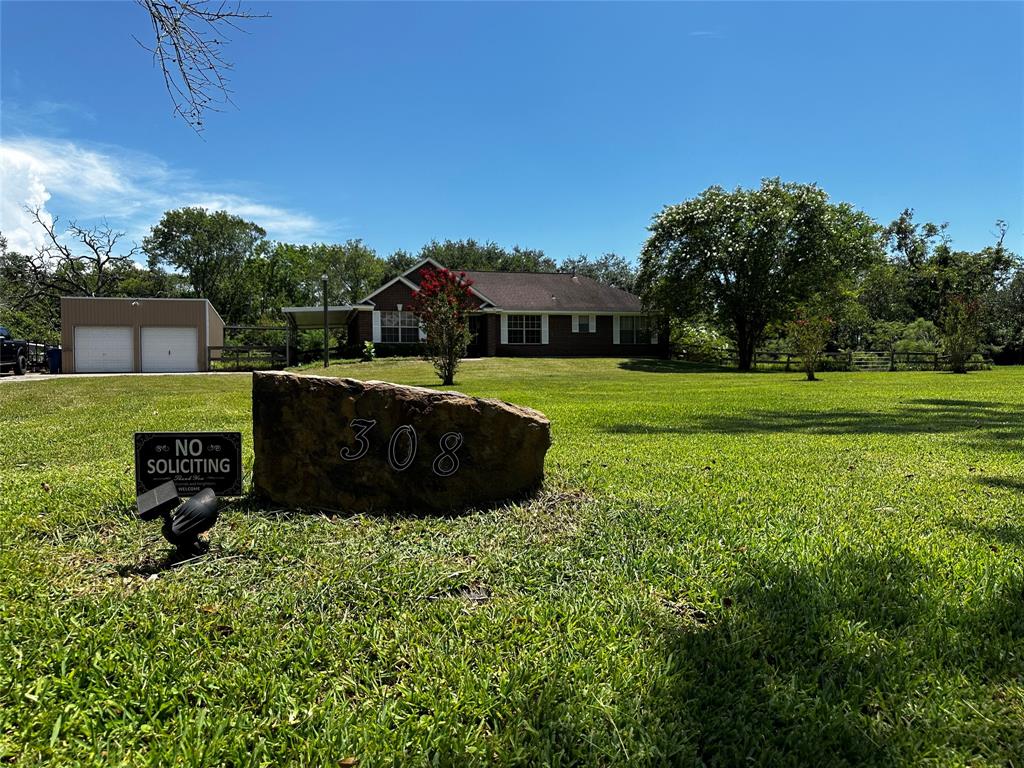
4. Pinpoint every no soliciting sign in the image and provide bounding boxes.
[134,432,242,496]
